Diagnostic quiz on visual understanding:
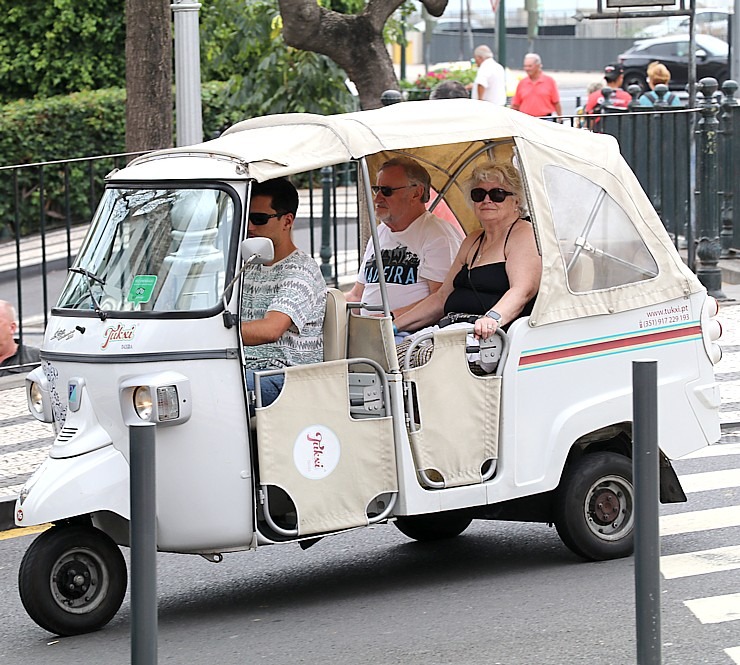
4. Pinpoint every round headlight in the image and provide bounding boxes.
[133,386,153,420]
[29,382,44,414]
